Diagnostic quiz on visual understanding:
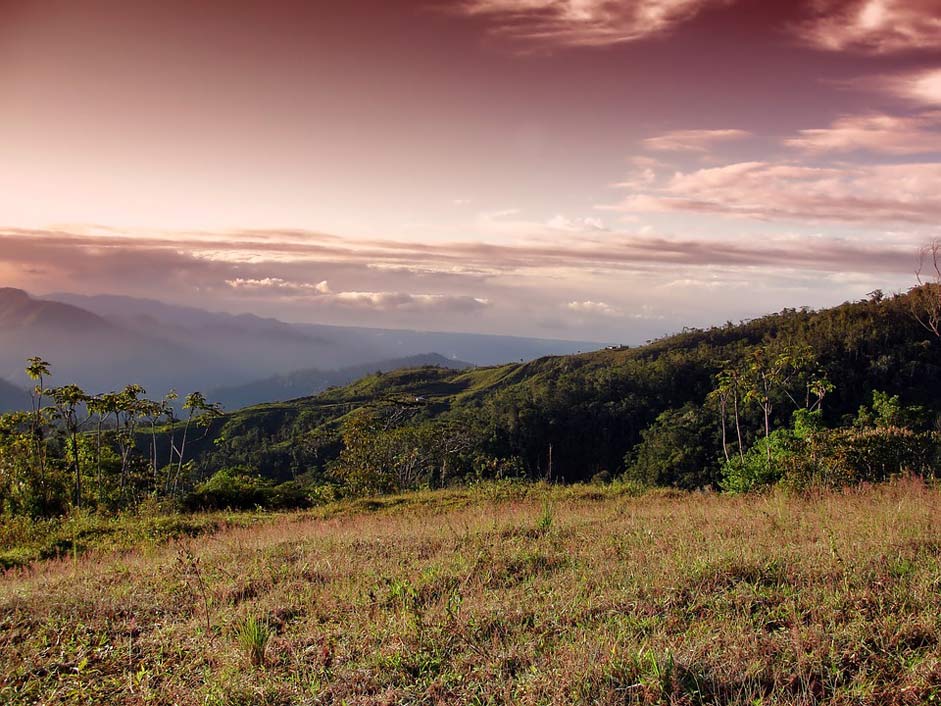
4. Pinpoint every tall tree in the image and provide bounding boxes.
[25,357,52,507]
[49,384,90,508]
